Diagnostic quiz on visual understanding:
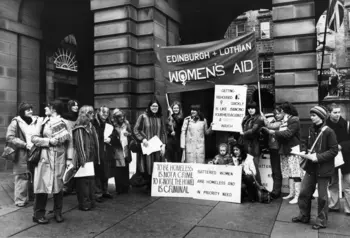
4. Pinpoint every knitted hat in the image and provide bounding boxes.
[112,108,123,117]
[18,102,32,116]
[310,105,328,121]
